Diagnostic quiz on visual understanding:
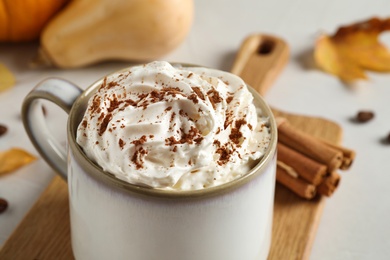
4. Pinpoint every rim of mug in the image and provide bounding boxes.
[68,63,278,199]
